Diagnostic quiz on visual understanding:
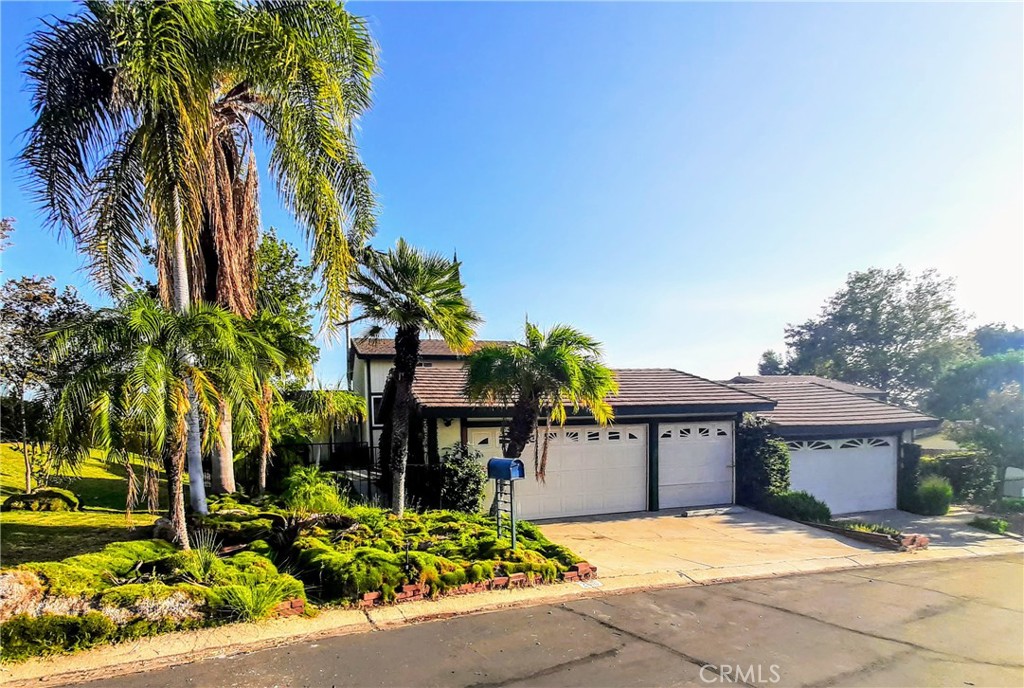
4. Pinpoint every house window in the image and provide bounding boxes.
[416,361,434,367]
[476,436,490,446]
[716,427,729,437]
[661,429,673,439]
[370,394,385,428]
[545,431,559,441]
[785,441,803,451]
[607,431,621,441]
[807,440,832,451]
[697,427,710,437]
[679,428,691,438]
[586,431,600,442]
[627,432,639,441]
[565,431,580,443]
